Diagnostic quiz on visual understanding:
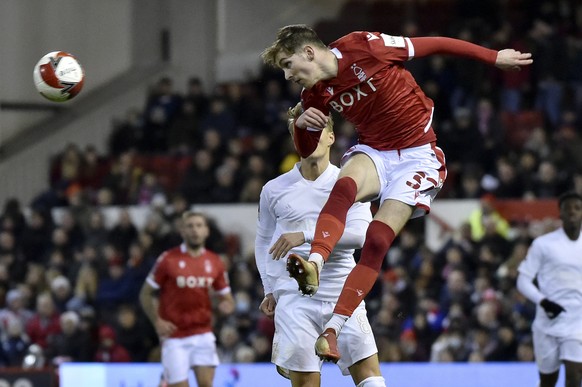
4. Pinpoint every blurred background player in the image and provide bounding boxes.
[261,24,533,361]
[517,191,582,387]
[255,102,385,387]
[140,211,235,387]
